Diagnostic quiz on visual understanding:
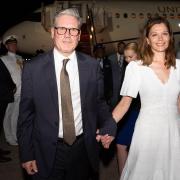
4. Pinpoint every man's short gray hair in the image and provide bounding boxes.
[54,8,82,28]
